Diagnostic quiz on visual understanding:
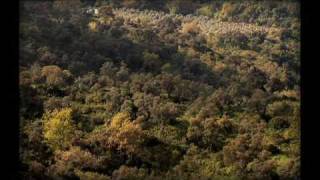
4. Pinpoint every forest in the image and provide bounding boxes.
[19,0,300,179]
